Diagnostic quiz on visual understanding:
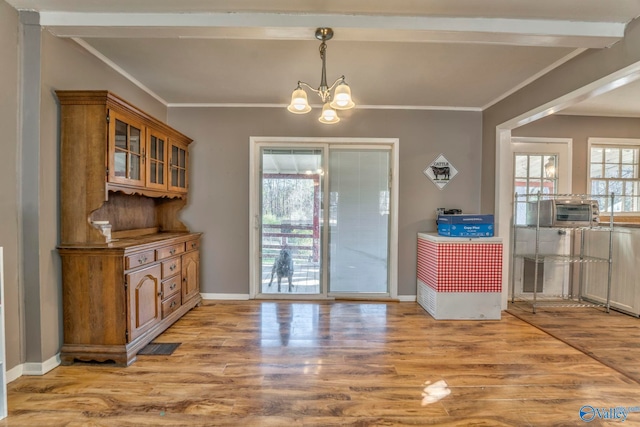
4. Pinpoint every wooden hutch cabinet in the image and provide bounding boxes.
[56,90,201,366]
